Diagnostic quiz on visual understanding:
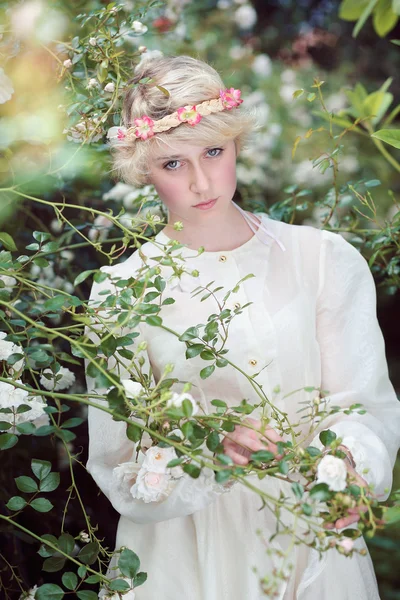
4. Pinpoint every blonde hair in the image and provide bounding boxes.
[110,55,258,186]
